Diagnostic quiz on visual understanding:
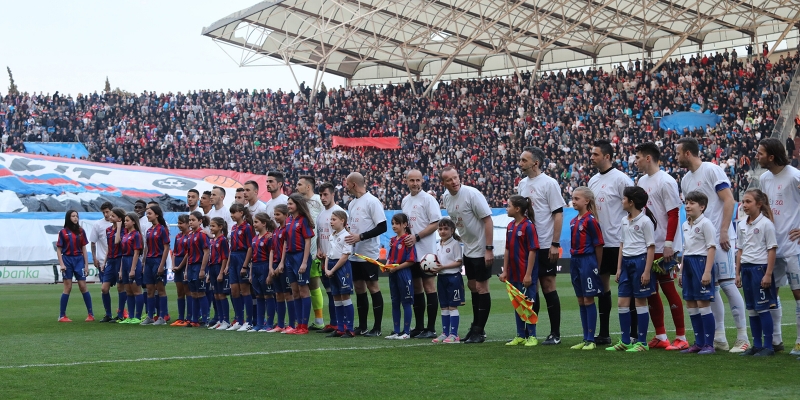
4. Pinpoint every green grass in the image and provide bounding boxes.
[1,279,799,399]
